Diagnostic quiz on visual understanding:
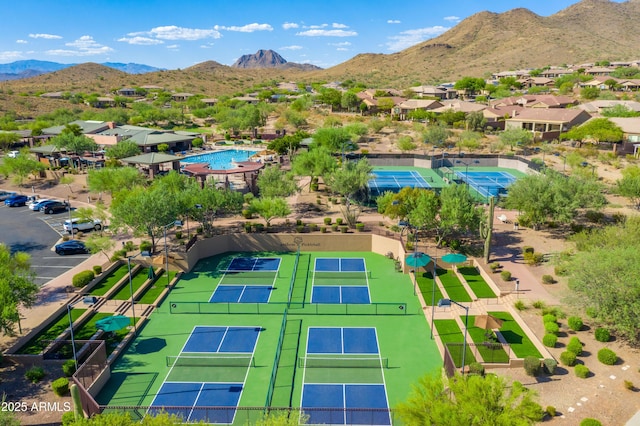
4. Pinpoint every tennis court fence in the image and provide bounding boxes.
[166,354,256,368]
[168,301,408,315]
[298,356,389,369]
